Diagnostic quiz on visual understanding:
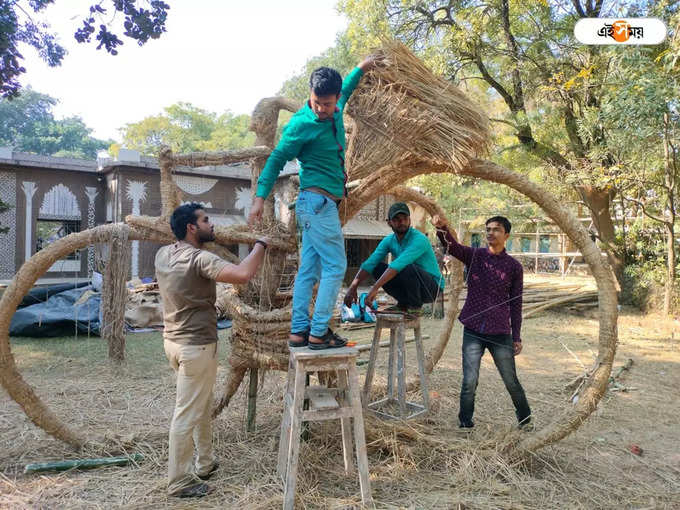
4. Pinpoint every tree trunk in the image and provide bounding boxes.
[664,222,676,315]
[663,111,677,315]
[578,185,623,287]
